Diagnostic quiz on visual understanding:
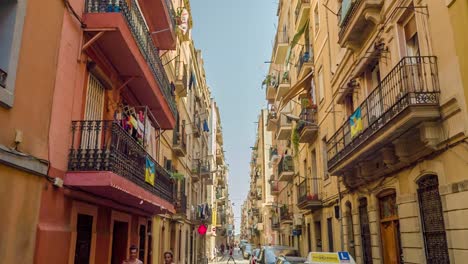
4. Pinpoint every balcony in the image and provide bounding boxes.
[271,216,280,230]
[279,206,293,224]
[136,0,177,50]
[275,71,291,102]
[276,114,293,140]
[66,120,174,213]
[270,180,280,196]
[337,0,383,49]
[327,56,440,180]
[297,180,322,211]
[175,193,187,218]
[216,148,224,164]
[83,0,176,129]
[192,117,201,138]
[297,48,314,79]
[296,108,318,143]
[265,75,277,103]
[217,174,225,185]
[273,31,289,64]
[173,124,186,157]
[251,208,259,216]
[295,0,310,31]
[174,60,188,97]
[191,162,200,182]
[200,161,211,178]
[278,155,294,182]
[267,110,278,132]
[216,128,223,144]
